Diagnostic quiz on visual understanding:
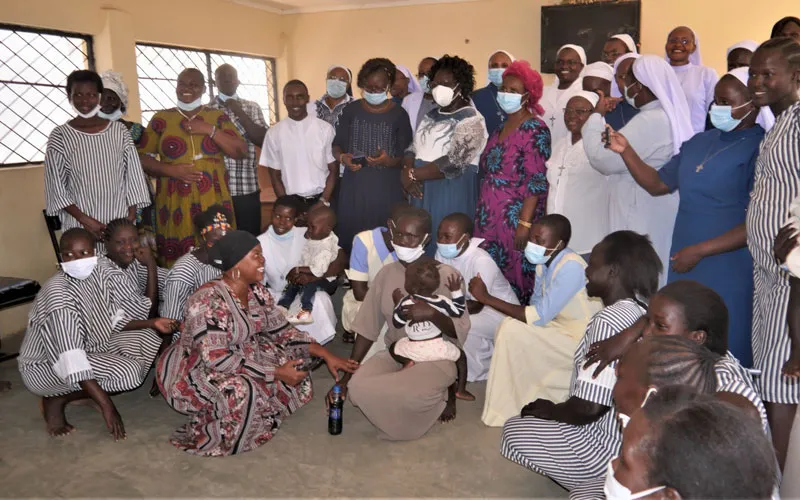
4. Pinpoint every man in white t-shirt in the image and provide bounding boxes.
[260,79,338,223]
